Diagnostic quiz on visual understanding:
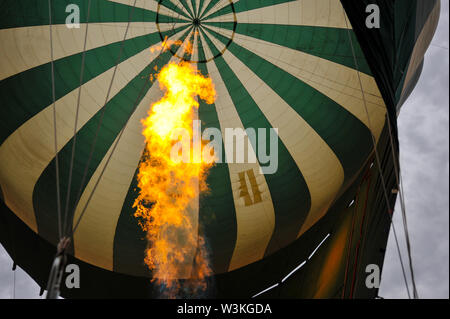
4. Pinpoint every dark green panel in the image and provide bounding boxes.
[201,29,311,256]
[340,0,437,137]
[205,26,374,184]
[0,25,188,146]
[203,0,296,21]
[159,0,192,20]
[233,0,296,13]
[394,0,418,101]
[178,0,195,18]
[197,0,207,18]
[0,0,187,29]
[191,0,199,17]
[203,22,372,75]
[32,30,191,247]
[112,165,151,277]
